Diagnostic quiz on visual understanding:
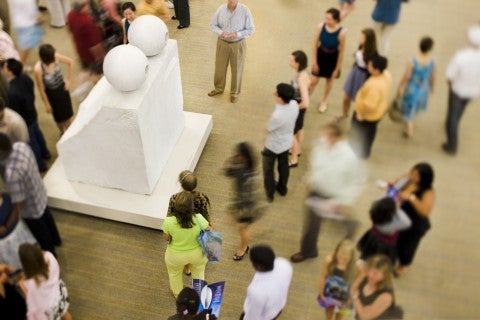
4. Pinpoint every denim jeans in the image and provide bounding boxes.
[262,148,289,200]
[28,120,50,171]
[444,89,470,153]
